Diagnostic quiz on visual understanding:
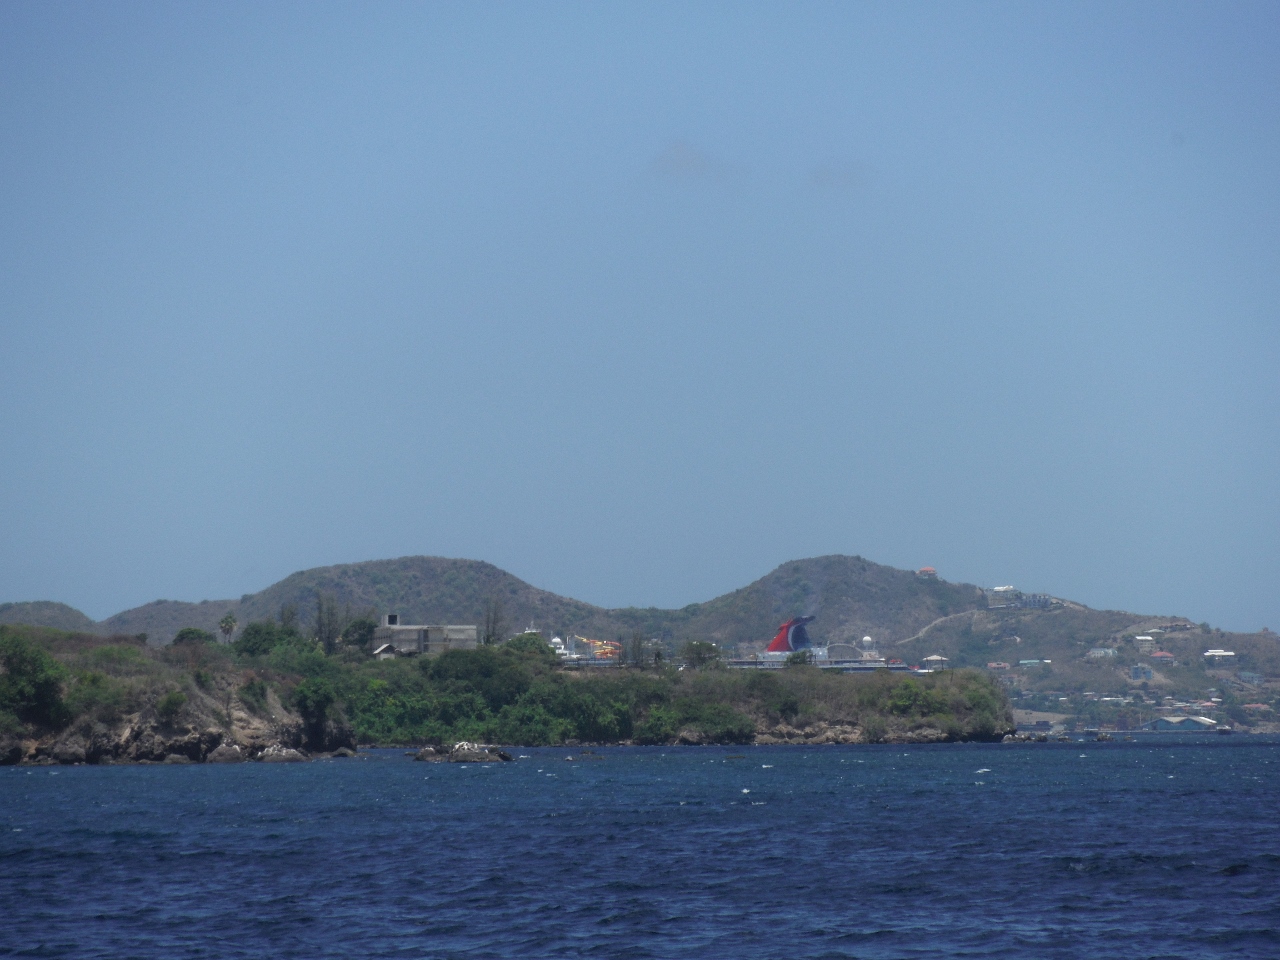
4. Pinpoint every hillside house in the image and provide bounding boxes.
[984,586,1054,609]
[985,586,1019,609]
[372,614,478,656]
